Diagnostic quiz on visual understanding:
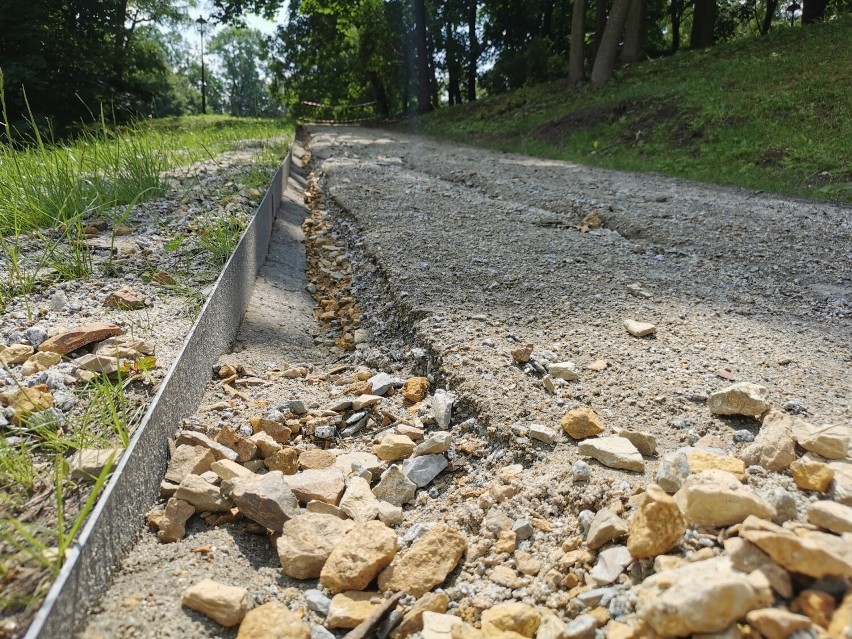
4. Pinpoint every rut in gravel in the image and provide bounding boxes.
[81,127,850,639]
